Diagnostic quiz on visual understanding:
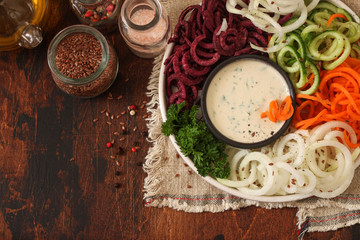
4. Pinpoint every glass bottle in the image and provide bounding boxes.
[69,0,121,34]
[47,25,119,98]
[0,0,47,51]
[119,0,171,58]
